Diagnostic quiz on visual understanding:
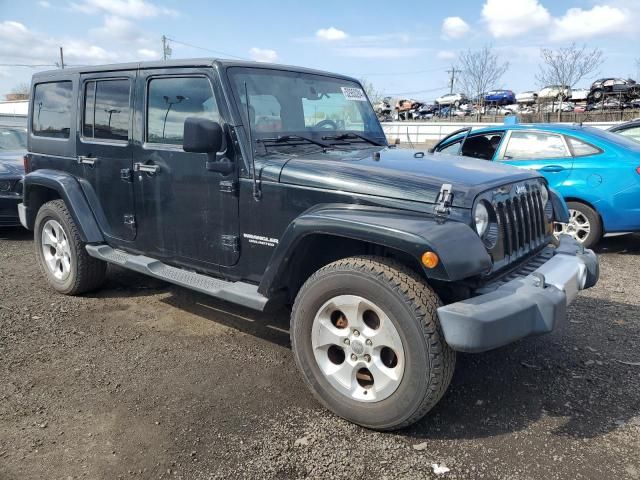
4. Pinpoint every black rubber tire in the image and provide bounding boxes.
[34,199,106,295]
[291,256,455,431]
[567,201,602,249]
[592,89,603,101]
